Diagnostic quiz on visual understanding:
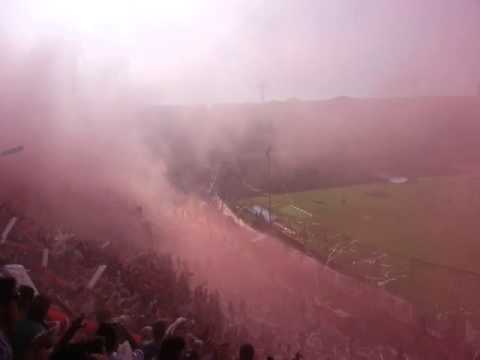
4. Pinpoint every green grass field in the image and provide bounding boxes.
[241,175,480,274]
[239,175,480,311]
